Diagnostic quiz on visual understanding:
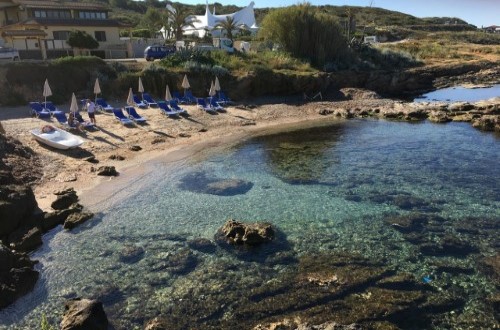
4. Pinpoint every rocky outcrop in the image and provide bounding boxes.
[63,212,94,230]
[0,243,39,309]
[216,219,275,246]
[96,166,118,176]
[60,298,109,330]
[51,188,79,210]
[0,185,38,238]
